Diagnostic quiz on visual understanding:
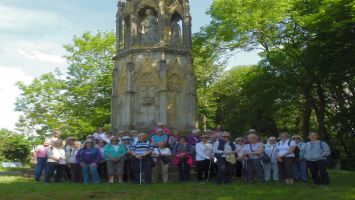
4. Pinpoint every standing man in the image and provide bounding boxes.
[213,132,236,184]
[304,132,331,186]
